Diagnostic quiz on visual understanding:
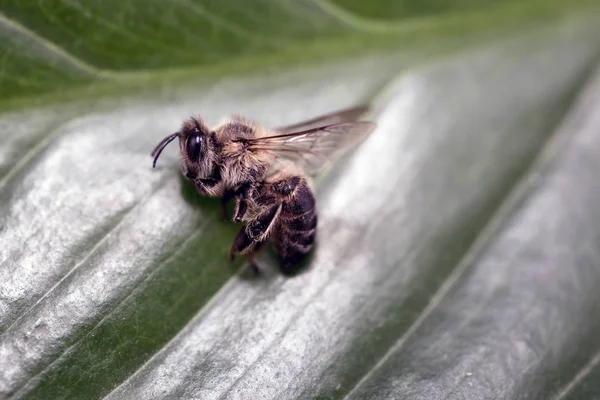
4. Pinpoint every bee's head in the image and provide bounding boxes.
[151,117,217,180]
